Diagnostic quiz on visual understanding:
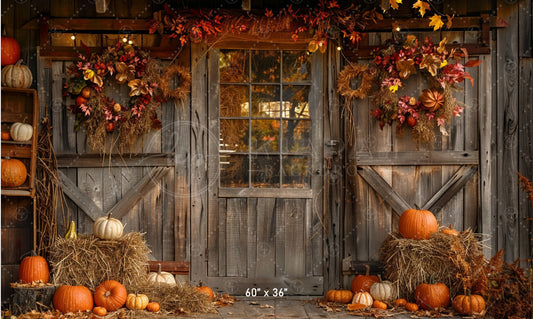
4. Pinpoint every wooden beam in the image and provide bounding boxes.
[422,165,478,215]
[358,166,412,216]
[219,188,313,199]
[356,151,479,166]
[107,167,171,220]
[58,170,103,221]
[147,261,190,275]
[56,153,175,168]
